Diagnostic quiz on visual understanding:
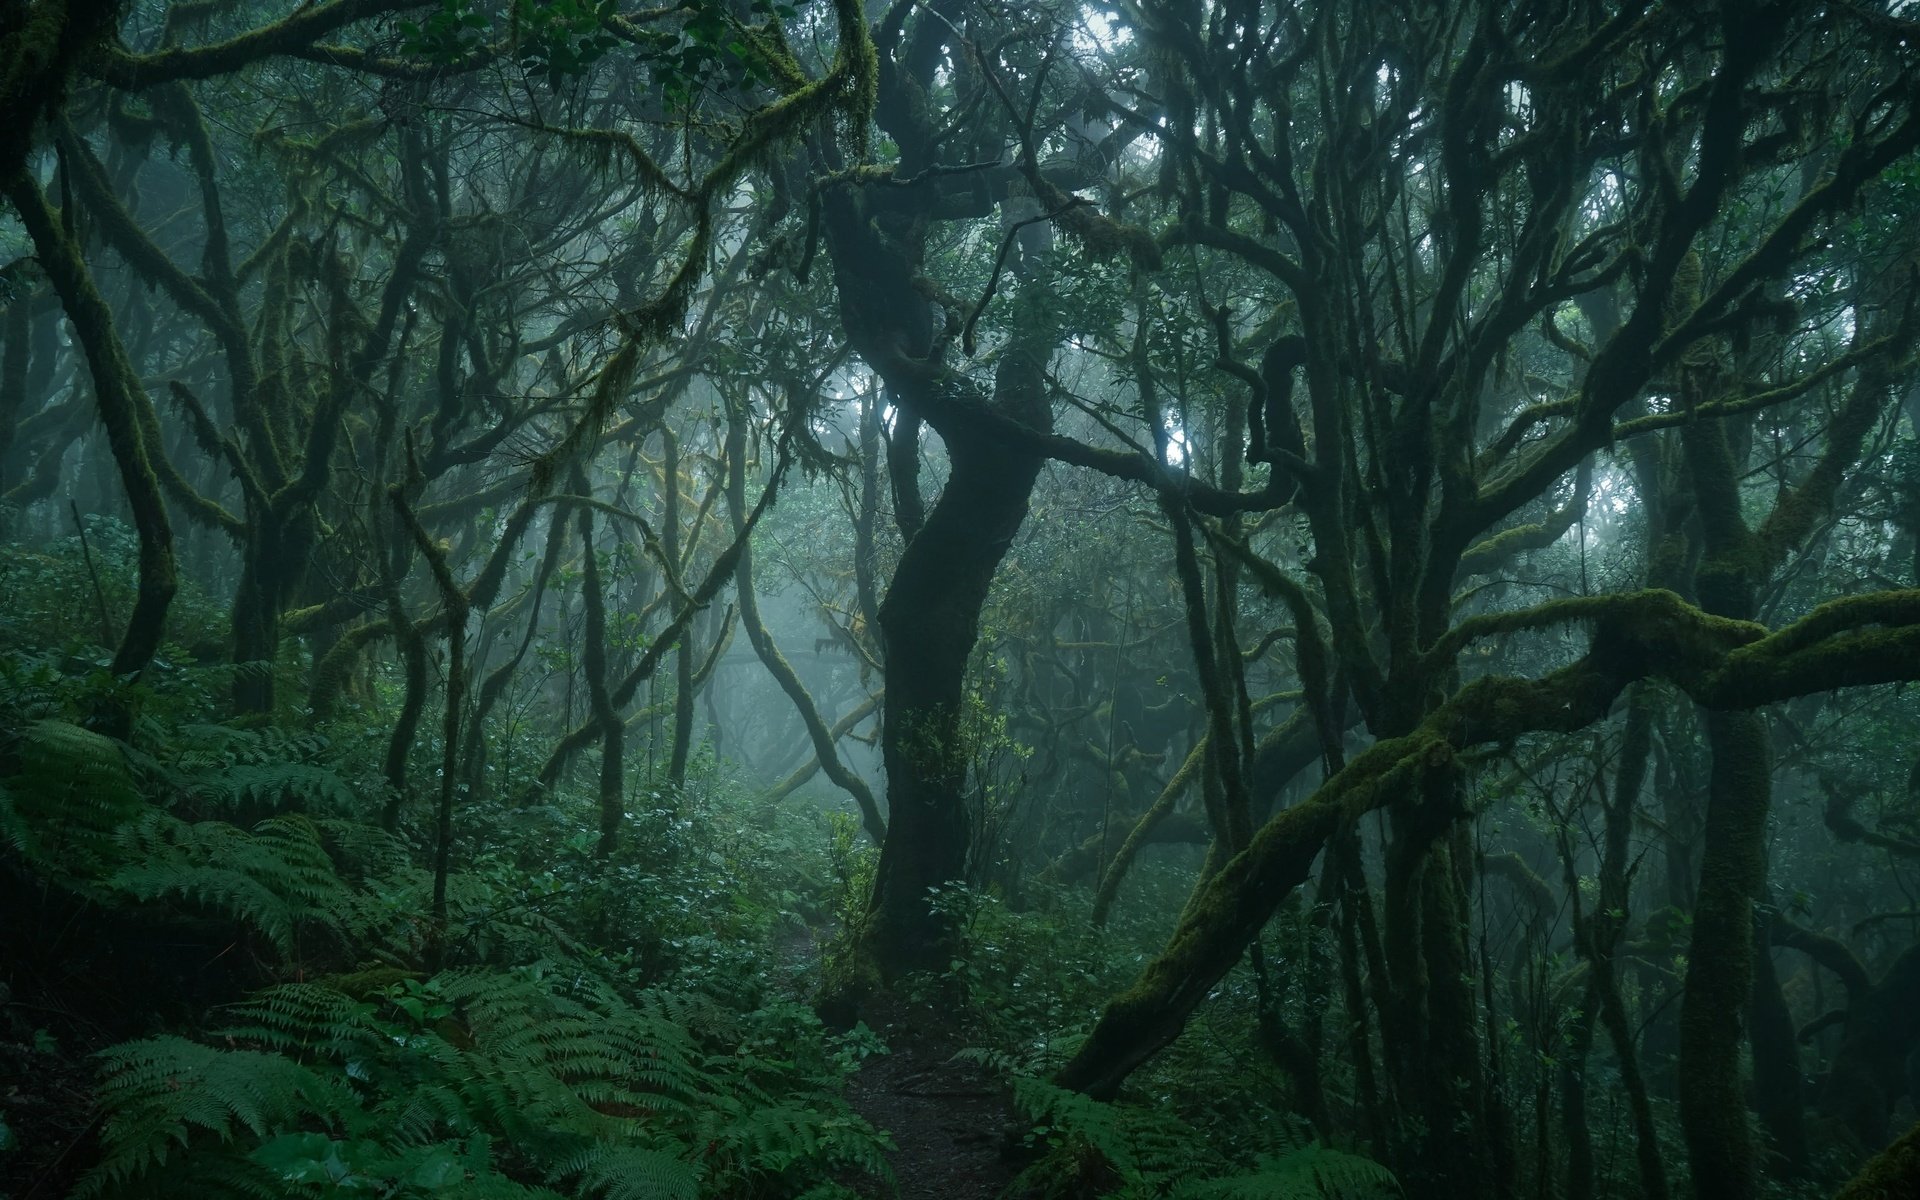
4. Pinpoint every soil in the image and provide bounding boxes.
[774,923,1027,1198]
[841,992,1025,1199]
[0,993,101,1200]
